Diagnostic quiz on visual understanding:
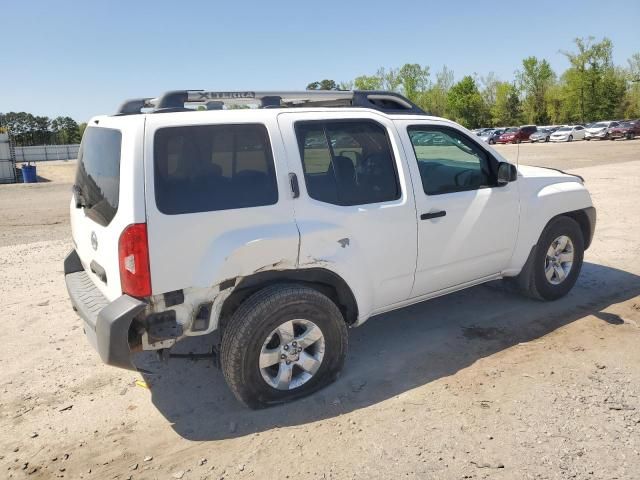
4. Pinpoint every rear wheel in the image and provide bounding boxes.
[510,216,584,301]
[221,284,348,408]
